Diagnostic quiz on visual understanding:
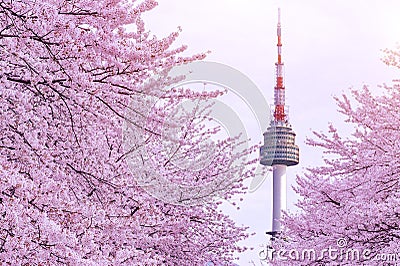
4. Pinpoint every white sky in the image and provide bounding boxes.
[144,1,400,265]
